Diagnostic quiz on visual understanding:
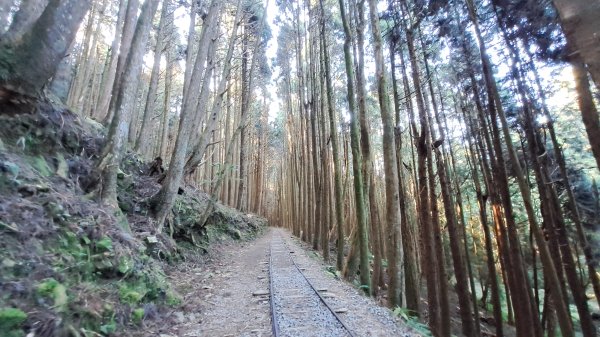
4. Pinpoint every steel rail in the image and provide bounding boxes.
[269,236,281,337]
[268,234,356,337]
